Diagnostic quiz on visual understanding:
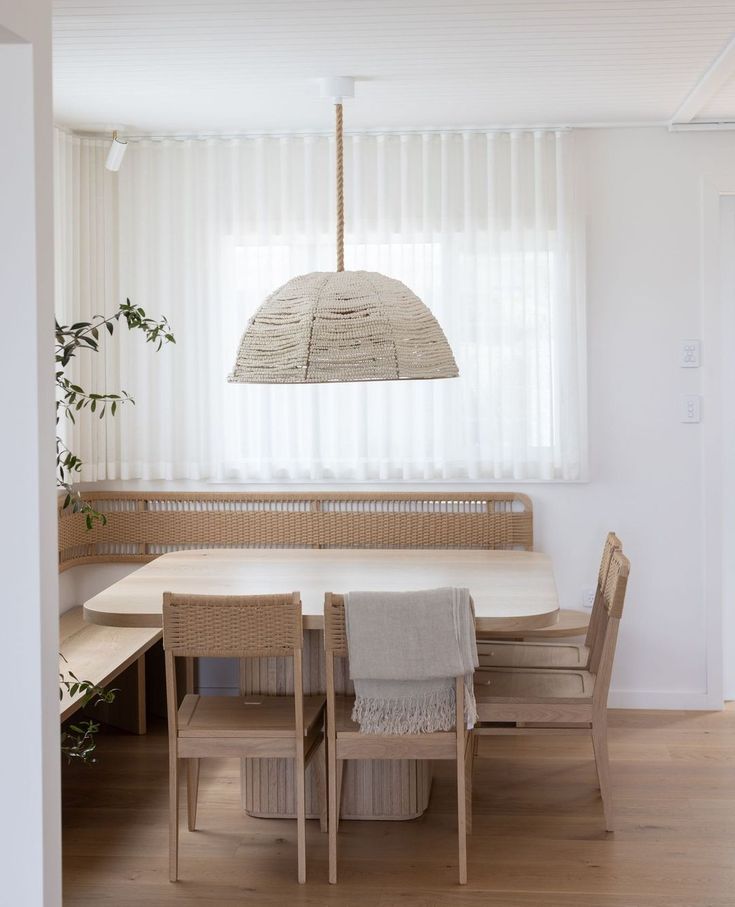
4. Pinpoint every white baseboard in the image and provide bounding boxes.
[608,689,723,710]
